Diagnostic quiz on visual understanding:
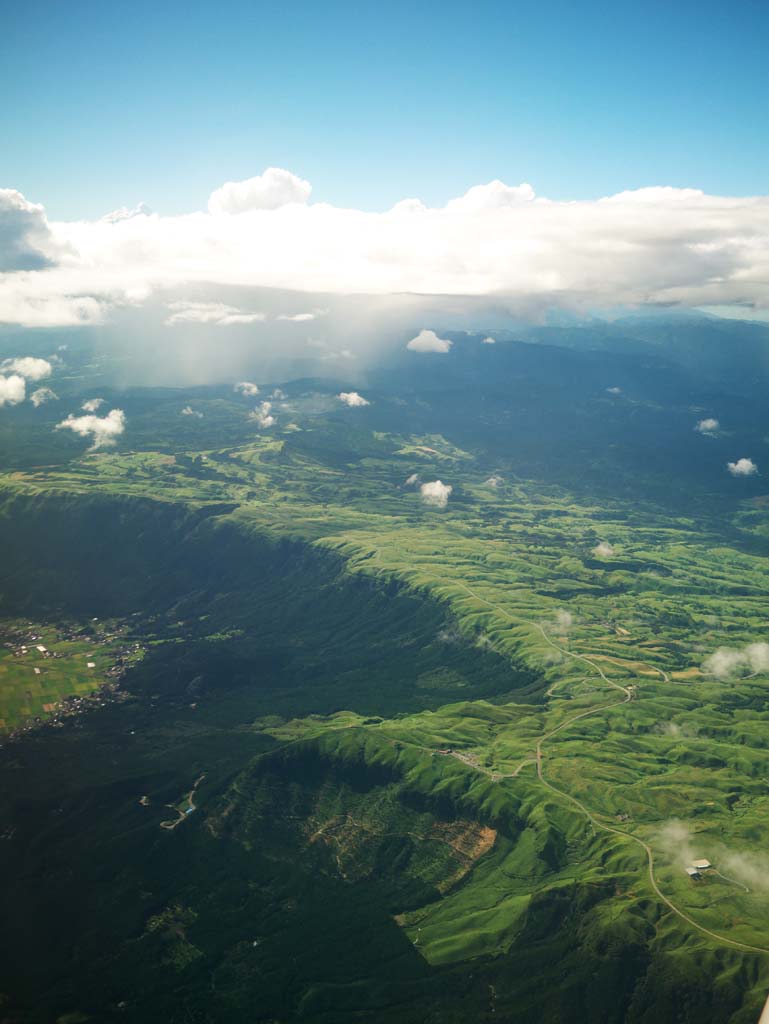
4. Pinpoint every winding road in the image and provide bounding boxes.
[414,573,769,957]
